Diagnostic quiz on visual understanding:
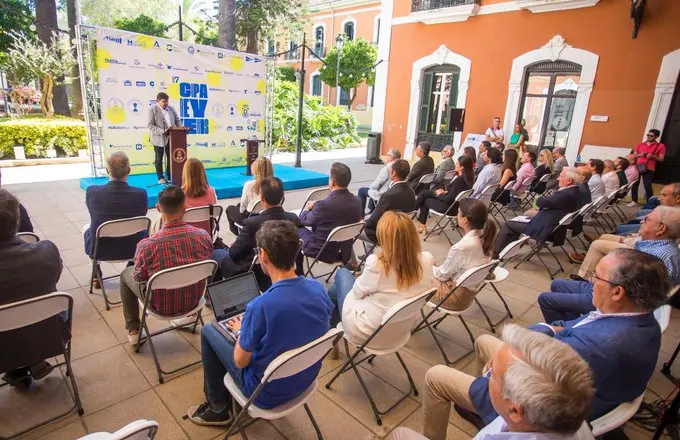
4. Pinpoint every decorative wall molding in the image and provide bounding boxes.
[501,35,599,166]
[313,6,381,20]
[403,45,472,158]
[644,48,680,141]
[371,0,394,134]
[392,3,480,25]
[513,0,600,13]
[309,0,378,13]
